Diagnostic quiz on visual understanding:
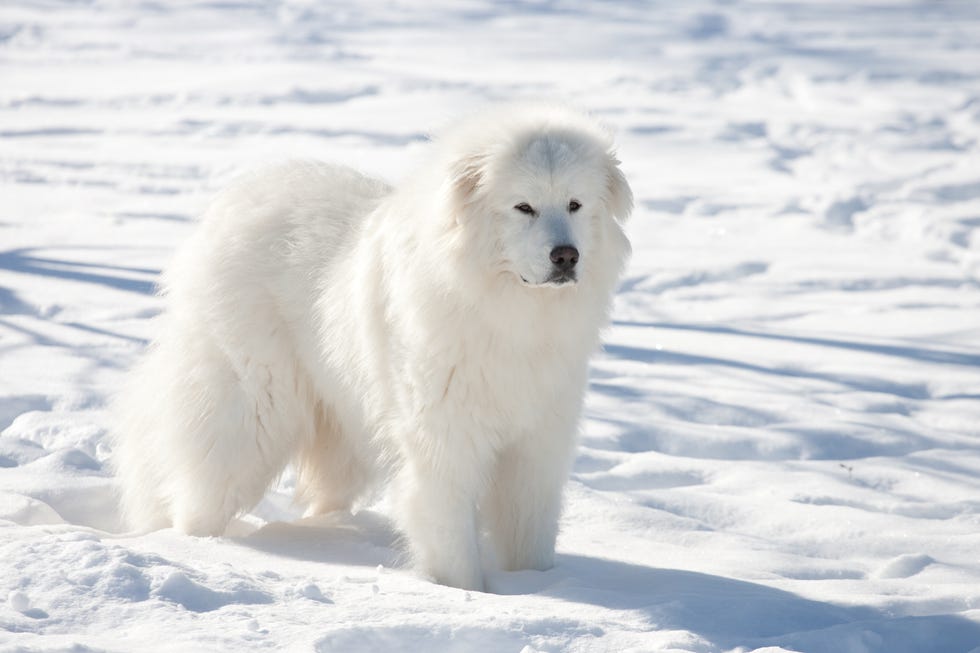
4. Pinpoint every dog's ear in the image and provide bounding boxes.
[606,153,633,223]
[448,153,488,216]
